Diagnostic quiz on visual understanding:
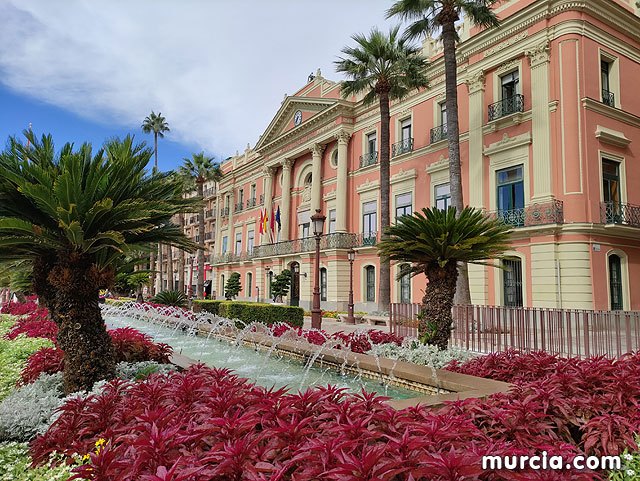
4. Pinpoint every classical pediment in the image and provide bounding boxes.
[255,96,339,150]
